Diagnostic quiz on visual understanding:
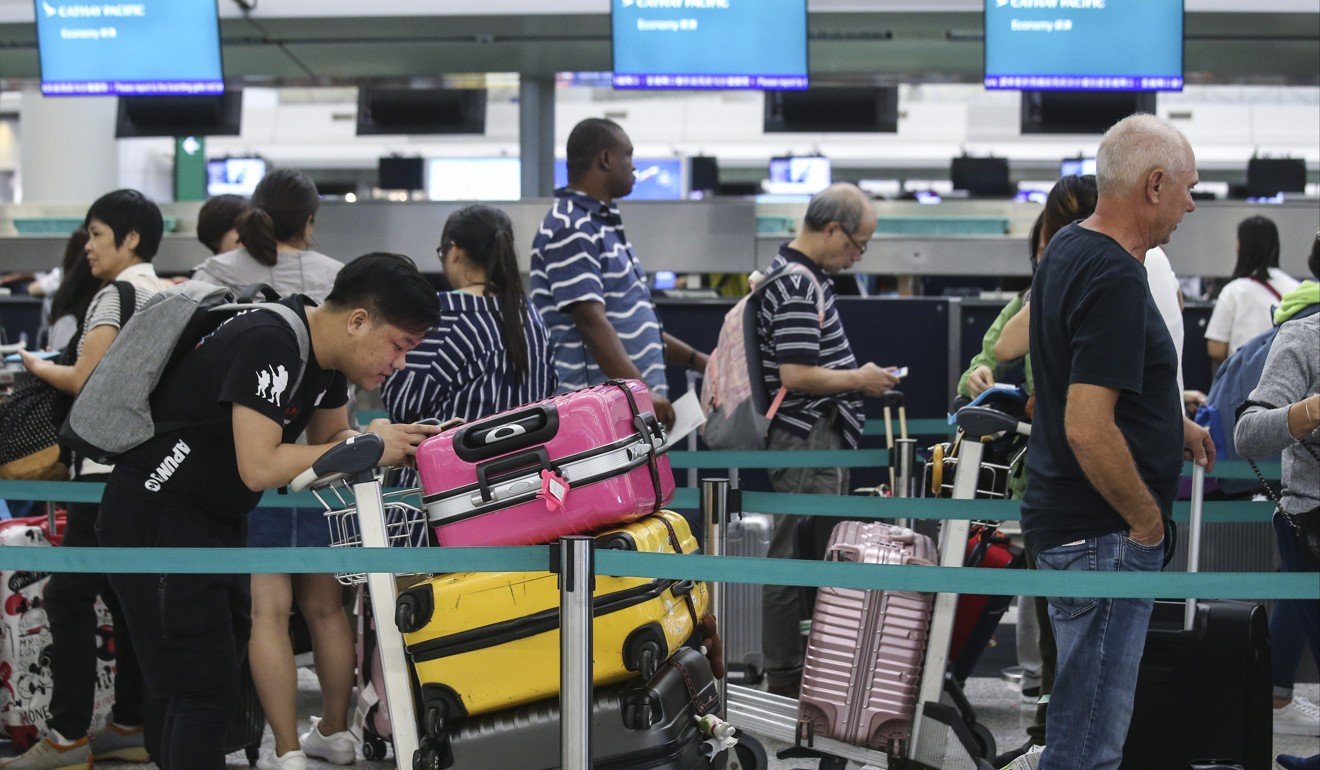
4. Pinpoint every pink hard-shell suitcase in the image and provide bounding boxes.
[415,379,674,546]
[798,522,937,752]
